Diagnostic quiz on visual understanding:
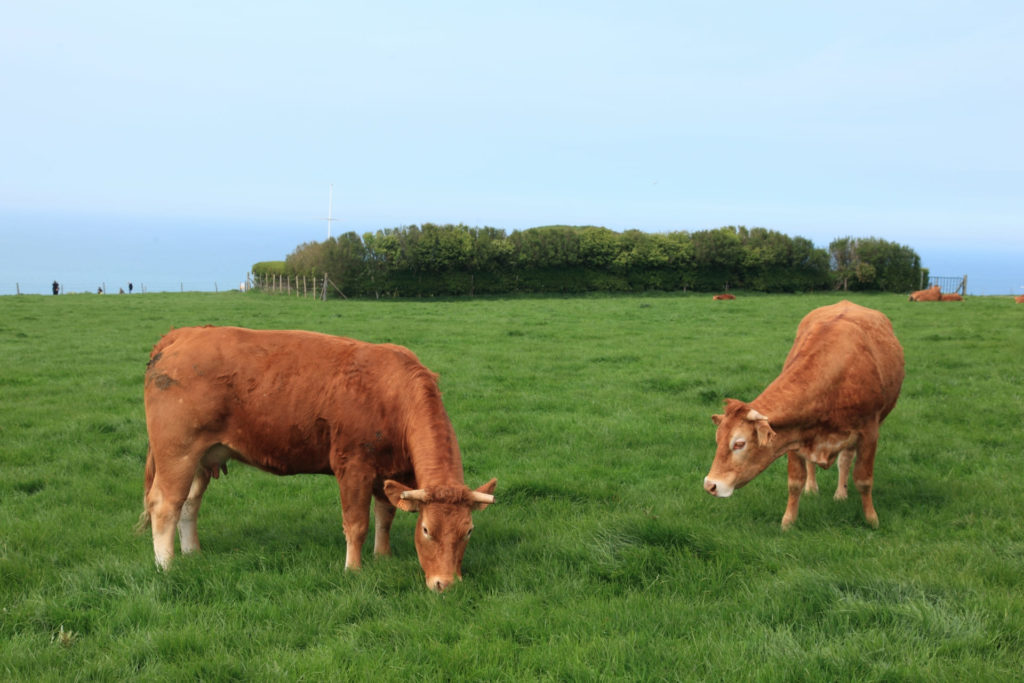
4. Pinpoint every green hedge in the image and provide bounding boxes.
[264,224,923,298]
